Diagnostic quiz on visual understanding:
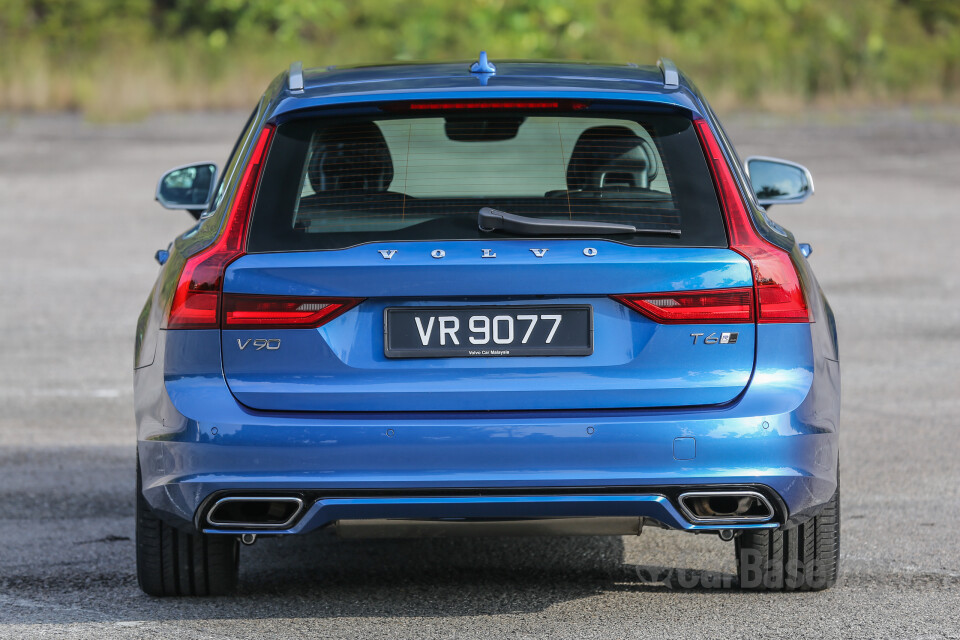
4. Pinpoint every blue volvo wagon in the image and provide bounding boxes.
[135,54,840,595]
